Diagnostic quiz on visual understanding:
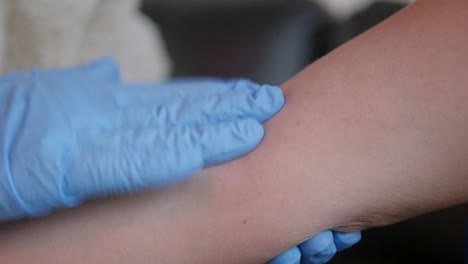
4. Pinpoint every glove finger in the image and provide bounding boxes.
[117,78,282,108]
[115,79,260,107]
[117,82,284,128]
[158,78,260,93]
[333,231,361,251]
[266,247,302,264]
[62,119,263,203]
[197,118,264,167]
[298,230,337,264]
